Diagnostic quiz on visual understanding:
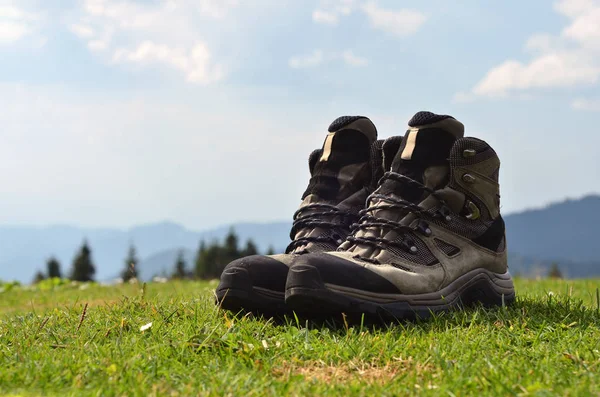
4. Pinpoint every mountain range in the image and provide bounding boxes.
[0,222,290,283]
[1,195,599,282]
